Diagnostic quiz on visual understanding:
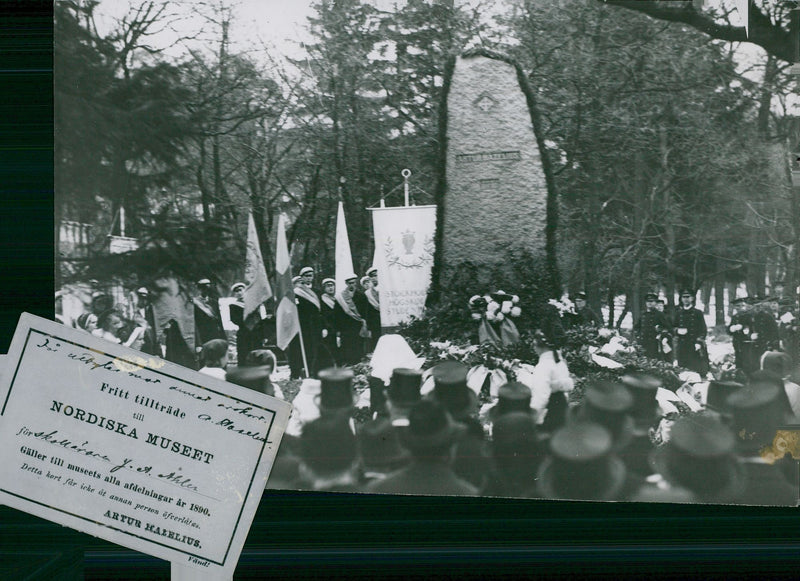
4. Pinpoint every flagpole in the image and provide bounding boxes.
[297,322,310,378]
